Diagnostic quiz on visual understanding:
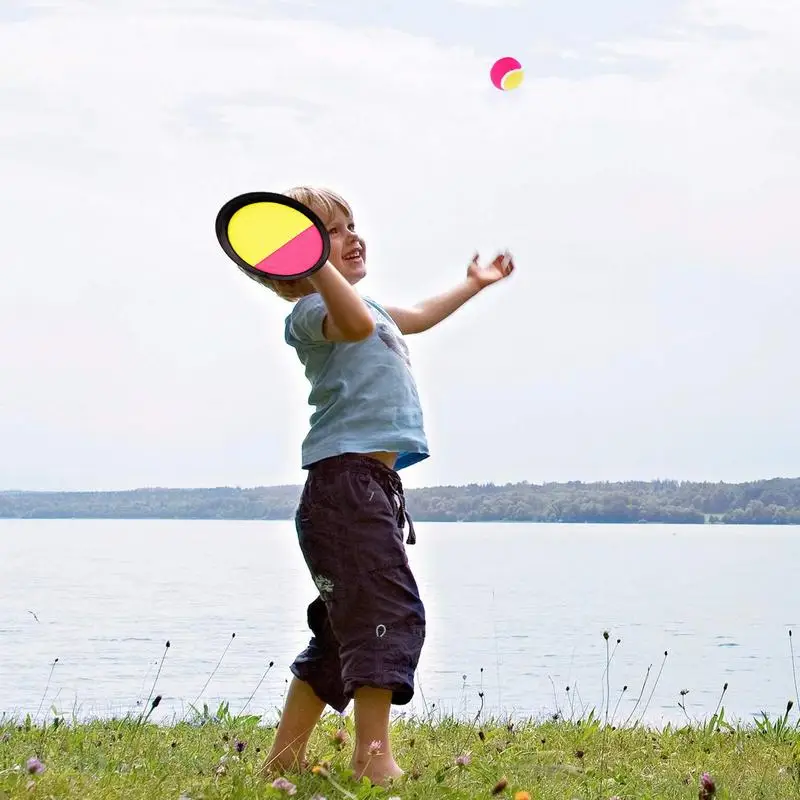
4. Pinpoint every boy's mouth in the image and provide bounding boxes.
[343,248,363,261]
